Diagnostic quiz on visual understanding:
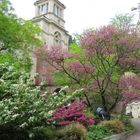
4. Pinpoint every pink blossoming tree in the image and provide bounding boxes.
[35,24,140,114]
